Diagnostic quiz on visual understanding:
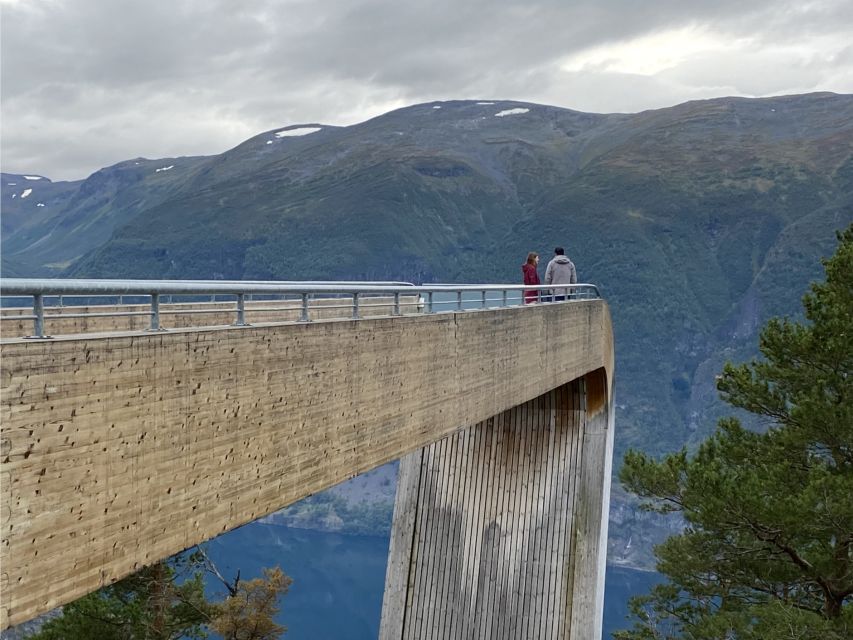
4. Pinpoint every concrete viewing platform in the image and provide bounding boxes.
[1,279,614,638]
